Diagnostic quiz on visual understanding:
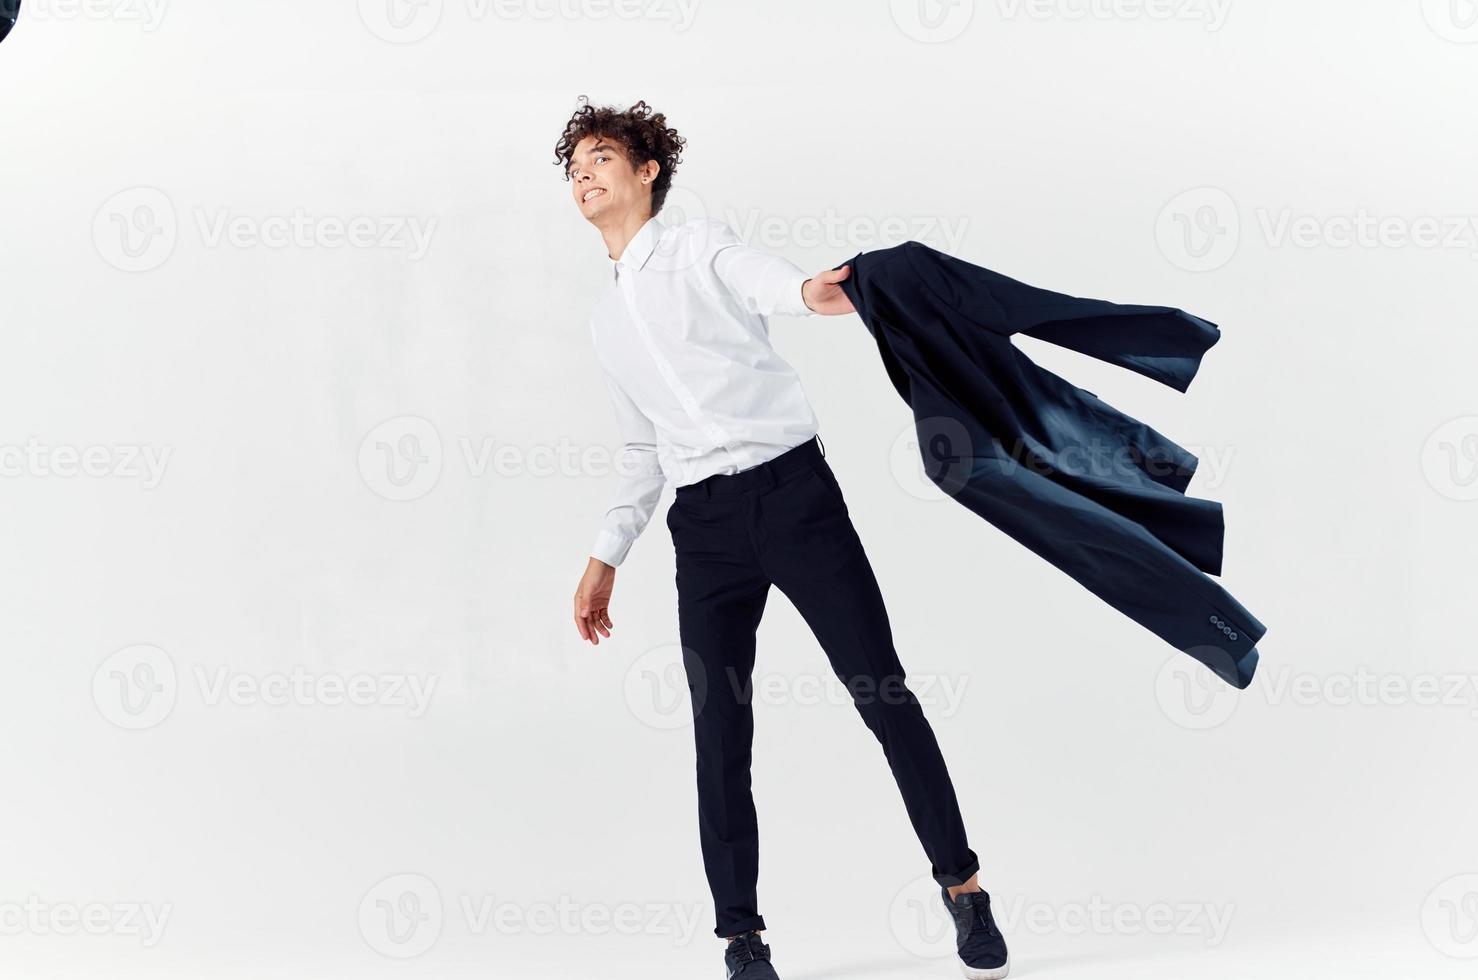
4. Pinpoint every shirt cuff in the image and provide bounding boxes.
[591,529,634,567]
[779,271,816,318]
